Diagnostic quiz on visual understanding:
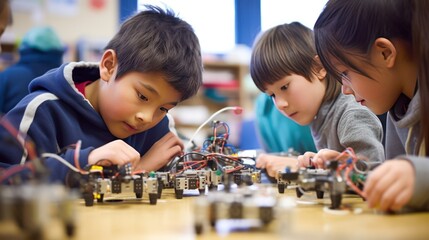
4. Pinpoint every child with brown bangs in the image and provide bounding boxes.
[314,0,429,212]
[251,22,384,179]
